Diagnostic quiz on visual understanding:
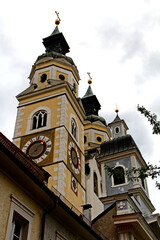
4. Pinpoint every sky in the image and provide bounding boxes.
[0,0,160,212]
